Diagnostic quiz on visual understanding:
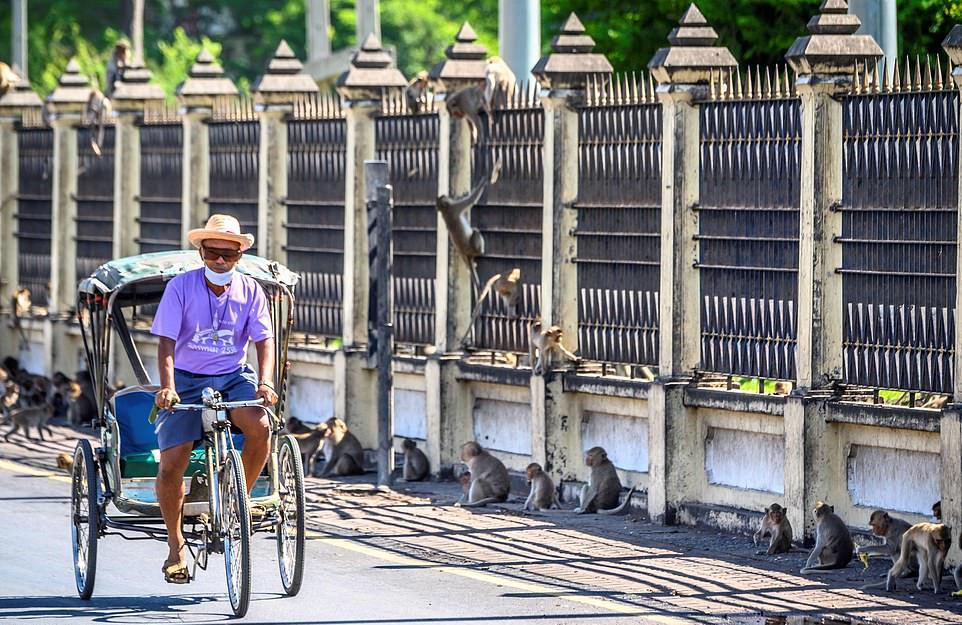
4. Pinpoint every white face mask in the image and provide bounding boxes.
[204,266,235,286]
